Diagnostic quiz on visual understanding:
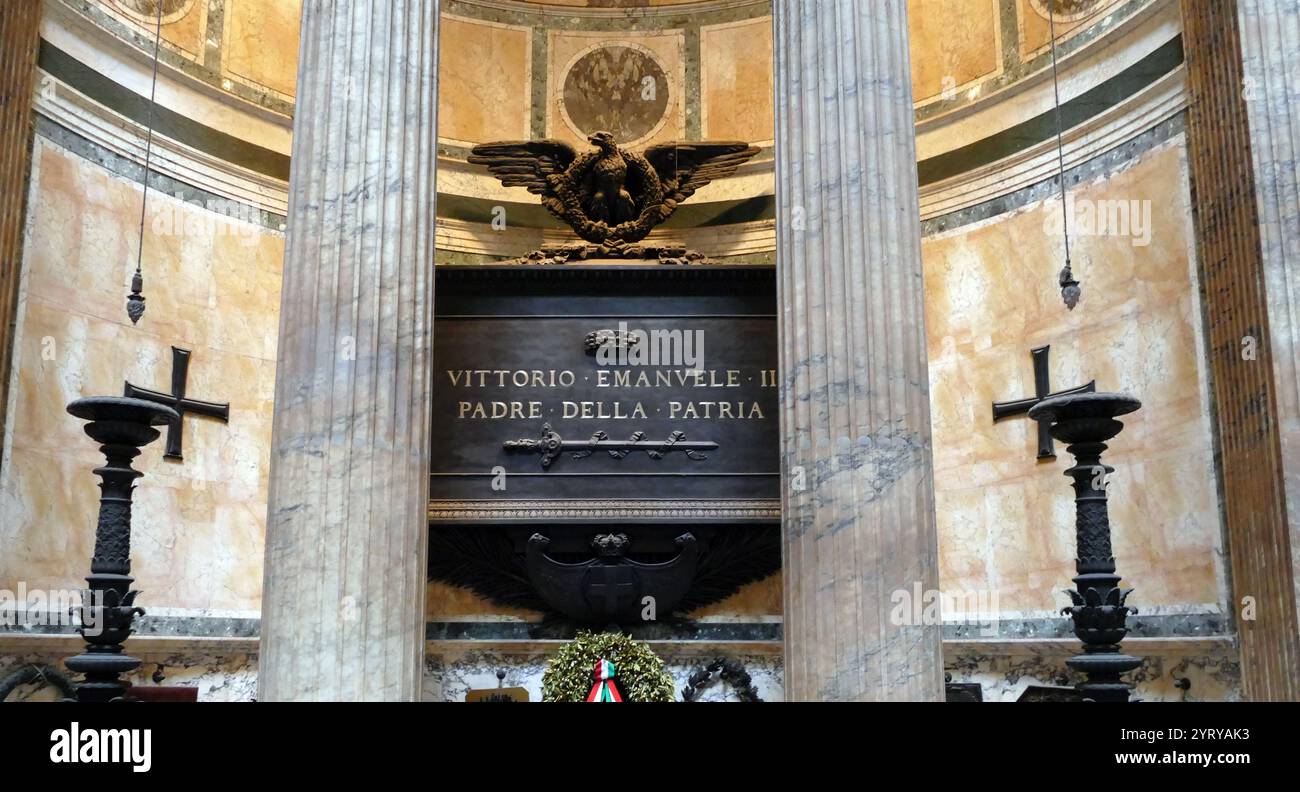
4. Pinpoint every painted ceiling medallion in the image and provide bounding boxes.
[109,0,197,26]
[561,44,670,146]
[1030,0,1106,22]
